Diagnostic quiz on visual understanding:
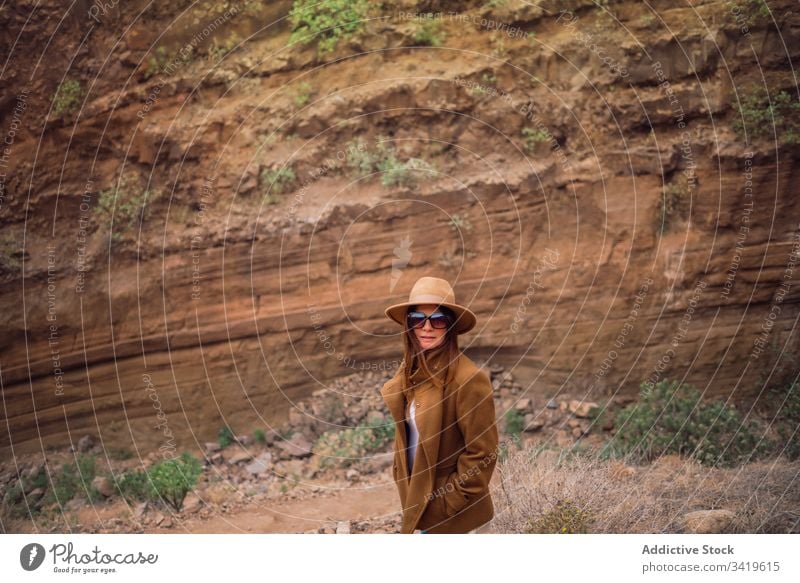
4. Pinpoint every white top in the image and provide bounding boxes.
[406,398,419,472]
